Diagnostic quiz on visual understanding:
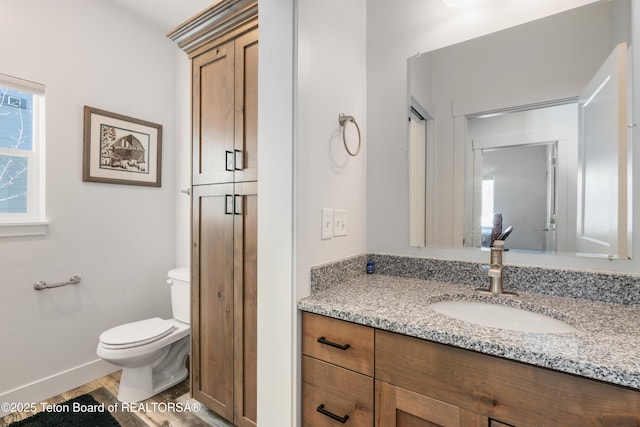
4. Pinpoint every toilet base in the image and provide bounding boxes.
[116,336,189,402]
